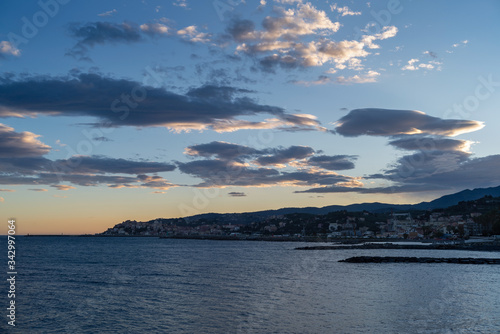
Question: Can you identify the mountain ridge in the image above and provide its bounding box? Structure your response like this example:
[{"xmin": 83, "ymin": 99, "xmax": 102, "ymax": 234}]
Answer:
[{"xmin": 180, "ymin": 185, "xmax": 500, "ymax": 222}]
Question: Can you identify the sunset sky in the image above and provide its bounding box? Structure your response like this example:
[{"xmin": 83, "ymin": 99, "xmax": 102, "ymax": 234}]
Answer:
[{"xmin": 1, "ymin": 0, "xmax": 499, "ymax": 234}]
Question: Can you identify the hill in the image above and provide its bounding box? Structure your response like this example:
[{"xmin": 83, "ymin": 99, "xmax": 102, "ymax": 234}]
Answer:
[{"xmin": 176, "ymin": 185, "xmax": 500, "ymax": 222}]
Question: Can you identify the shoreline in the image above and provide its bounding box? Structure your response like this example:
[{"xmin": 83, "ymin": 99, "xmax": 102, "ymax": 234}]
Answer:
[{"xmin": 296, "ymin": 242, "xmax": 500, "ymax": 252}]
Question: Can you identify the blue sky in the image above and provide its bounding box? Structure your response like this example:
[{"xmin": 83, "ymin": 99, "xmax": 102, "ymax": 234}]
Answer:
[{"xmin": 1, "ymin": 0, "xmax": 499, "ymax": 234}]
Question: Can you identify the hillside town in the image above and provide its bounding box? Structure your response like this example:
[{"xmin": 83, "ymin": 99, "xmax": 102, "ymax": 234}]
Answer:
[{"xmin": 100, "ymin": 196, "xmax": 500, "ymax": 240}]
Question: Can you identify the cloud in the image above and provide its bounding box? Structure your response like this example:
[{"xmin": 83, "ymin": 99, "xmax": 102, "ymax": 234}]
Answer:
[
  {"xmin": 136, "ymin": 174, "xmax": 176, "ymax": 190},
  {"xmin": 254, "ymin": 146, "xmax": 315, "ymax": 166},
  {"xmin": 51, "ymin": 156, "xmax": 176, "ymax": 175},
  {"xmin": 140, "ymin": 23, "xmax": 171, "ymax": 36},
  {"xmin": 29, "ymin": 188, "xmax": 48, "ymax": 192},
  {"xmin": 226, "ymin": 19, "xmax": 258, "ymax": 42},
  {"xmin": 330, "ymin": 3, "xmax": 361, "ymax": 16},
  {"xmin": 66, "ymin": 21, "xmax": 173, "ymax": 60},
  {"xmin": 227, "ymin": 2, "xmax": 397, "ymax": 73},
  {"xmin": 297, "ymin": 130, "xmax": 495, "ymax": 196},
  {"xmin": 0, "ymin": 124, "xmax": 51, "ymax": 158},
  {"xmin": 177, "ymin": 25, "xmax": 211, "ymax": 43},
  {"xmin": 0, "ymin": 41, "xmax": 21, "ymax": 57},
  {"xmin": 261, "ymin": 2, "xmax": 340, "ymax": 39},
  {"xmin": 0, "ymin": 197, "xmax": 3, "ymax": 202},
  {"xmin": 0, "ymin": 73, "xmax": 323, "ymax": 133},
  {"xmin": 306, "ymin": 155, "xmax": 357, "ymax": 171},
  {"xmin": 423, "ymin": 50, "xmax": 437, "ymax": 59},
  {"xmin": 67, "ymin": 21, "xmax": 143, "ymax": 60},
  {"xmin": 334, "ymin": 108, "xmax": 484, "ymax": 137},
  {"xmin": 360, "ymin": 26, "xmax": 398, "ymax": 49},
  {"xmin": 185, "ymin": 141, "xmax": 261, "ymax": 160},
  {"xmin": 92, "ymin": 136, "xmax": 112, "ymax": 142},
  {"xmin": 0, "ymin": 189, "xmax": 14, "ymax": 192},
  {"xmin": 51, "ymin": 185, "xmax": 76, "ymax": 191},
  {"xmin": 402, "ymin": 58, "xmax": 441, "ymax": 71},
  {"xmin": 452, "ymin": 40, "xmax": 468, "ymax": 48},
  {"xmin": 0, "ymin": 125, "xmax": 178, "ymax": 191},
  {"xmin": 295, "ymin": 184, "xmax": 443, "ymax": 194},
  {"xmin": 362, "ymin": 154, "xmax": 500, "ymax": 194},
  {"xmin": 178, "ymin": 158, "xmax": 355, "ymax": 188},
  {"xmin": 336, "ymin": 71, "xmax": 379, "ymax": 84},
  {"xmin": 97, "ymin": 9, "xmax": 117, "ymax": 17},
  {"xmin": 227, "ymin": 3, "xmax": 391, "ymax": 71},
  {"xmin": 297, "ymin": 153, "xmax": 500, "ymax": 194},
  {"xmin": 173, "ymin": 0, "xmax": 189, "ymax": 9},
  {"xmin": 291, "ymin": 75, "xmax": 331, "ymax": 86},
  {"xmin": 185, "ymin": 141, "xmax": 321, "ymax": 168},
  {"xmin": 228, "ymin": 191, "xmax": 246, "ymax": 197},
  {"xmin": 178, "ymin": 141, "xmax": 358, "ymax": 188},
  {"xmin": 388, "ymin": 135, "xmax": 472, "ymax": 153}
]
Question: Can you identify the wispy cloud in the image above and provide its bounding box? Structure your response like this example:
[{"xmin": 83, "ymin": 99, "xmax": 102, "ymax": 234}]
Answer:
[
  {"xmin": 330, "ymin": 3, "xmax": 361, "ymax": 16},
  {"xmin": 336, "ymin": 71, "xmax": 380, "ymax": 84},
  {"xmin": 402, "ymin": 58, "xmax": 442, "ymax": 71},
  {"xmin": 290, "ymin": 75, "xmax": 331, "ymax": 86},
  {"xmin": 51, "ymin": 185, "xmax": 76, "ymax": 191},
  {"xmin": 177, "ymin": 25, "xmax": 211, "ymax": 43},
  {"xmin": 0, "ymin": 41, "xmax": 21, "ymax": 57},
  {"xmin": 173, "ymin": 0, "xmax": 189, "ymax": 9},
  {"xmin": 228, "ymin": 191, "xmax": 246, "ymax": 197},
  {"xmin": 66, "ymin": 21, "xmax": 173, "ymax": 60},
  {"xmin": 97, "ymin": 9, "xmax": 117, "ymax": 17}
]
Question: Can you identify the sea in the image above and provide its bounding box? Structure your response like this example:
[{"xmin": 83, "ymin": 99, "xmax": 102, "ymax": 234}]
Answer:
[{"xmin": 3, "ymin": 236, "xmax": 500, "ymax": 333}]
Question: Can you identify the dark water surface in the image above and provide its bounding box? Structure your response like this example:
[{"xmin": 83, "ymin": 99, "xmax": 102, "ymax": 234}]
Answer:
[{"xmin": 4, "ymin": 236, "xmax": 500, "ymax": 333}]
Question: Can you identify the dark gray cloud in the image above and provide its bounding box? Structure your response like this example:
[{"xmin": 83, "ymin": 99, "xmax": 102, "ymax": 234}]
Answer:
[
  {"xmin": 255, "ymin": 146, "xmax": 314, "ymax": 166},
  {"xmin": 393, "ymin": 154, "xmax": 500, "ymax": 190},
  {"xmin": 0, "ymin": 157, "xmax": 51, "ymax": 174},
  {"xmin": 0, "ymin": 124, "xmax": 51, "ymax": 158},
  {"xmin": 298, "ymin": 153, "xmax": 500, "ymax": 195},
  {"xmin": 258, "ymin": 54, "xmax": 300, "ymax": 73},
  {"xmin": 177, "ymin": 158, "xmax": 353, "ymax": 187},
  {"xmin": 185, "ymin": 141, "xmax": 260, "ymax": 160},
  {"xmin": 178, "ymin": 141, "xmax": 356, "ymax": 188},
  {"xmin": 182, "ymin": 141, "xmax": 358, "ymax": 187},
  {"xmin": 92, "ymin": 136, "xmax": 112, "ymax": 142},
  {"xmin": 383, "ymin": 151, "xmax": 471, "ymax": 181},
  {"xmin": 0, "ymin": 73, "xmax": 321, "ymax": 132},
  {"xmin": 51, "ymin": 156, "xmax": 176, "ymax": 175},
  {"xmin": 295, "ymin": 184, "xmax": 446, "ymax": 194},
  {"xmin": 186, "ymin": 84, "xmax": 255, "ymax": 100},
  {"xmin": 388, "ymin": 135, "xmax": 471, "ymax": 152},
  {"xmin": 186, "ymin": 142, "xmax": 332, "ymax": 167},
  {"xmin": 334, "ymin": 108, "xmax": 484, "ymax": 137},
  {"xmin": 66, "ymin": 21, "xmax": 170, "ymax": 60},
  {"xmin": 225, "ymin": 19, "xmax": 256, "ymax": 42},
  {"xmin": 69, "ymin": 21, "xmax": 143, "ymax": 47},
  {"xmin": 228, "ymin": 191, "xmax": 246, "ymax": 197},
  {"xmin": 306, "ymin": 155, "xmax": 357, "ymax": 170},
  {"xmin": 0, "ymin": 125, "xmax": 177, "ymax": 190}
]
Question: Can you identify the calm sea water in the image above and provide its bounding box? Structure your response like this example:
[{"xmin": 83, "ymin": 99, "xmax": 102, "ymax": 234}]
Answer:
[{"xmin": 3, "ymin": 236, "xmax": 500, "ymax": 333}]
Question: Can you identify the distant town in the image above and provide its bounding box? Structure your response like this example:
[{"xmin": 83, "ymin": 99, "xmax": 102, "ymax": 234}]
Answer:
[{"xmin": 100, "ymin": 195, "xmax": 500, "ymax": 240}]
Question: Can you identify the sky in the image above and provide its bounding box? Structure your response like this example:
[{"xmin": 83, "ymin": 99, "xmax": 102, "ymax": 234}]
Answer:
[{"xmin": 0, "ymin": 0, "xmax": 499, "ymax": 234}]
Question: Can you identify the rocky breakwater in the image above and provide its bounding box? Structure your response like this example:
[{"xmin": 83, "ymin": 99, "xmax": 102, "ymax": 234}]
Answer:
[{"xmin": 339, "ymin": 256, "xmax": 500, "ymax": 264}]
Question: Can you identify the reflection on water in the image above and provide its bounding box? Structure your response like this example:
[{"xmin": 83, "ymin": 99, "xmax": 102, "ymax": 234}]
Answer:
[{"xmin": 10, "ymin": 237, "xmax": 500, "ymax": 333}]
